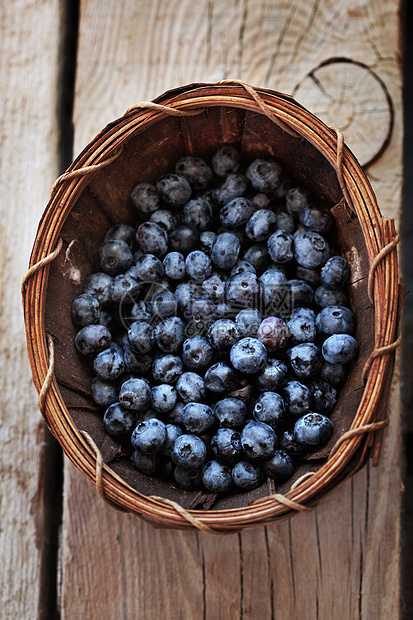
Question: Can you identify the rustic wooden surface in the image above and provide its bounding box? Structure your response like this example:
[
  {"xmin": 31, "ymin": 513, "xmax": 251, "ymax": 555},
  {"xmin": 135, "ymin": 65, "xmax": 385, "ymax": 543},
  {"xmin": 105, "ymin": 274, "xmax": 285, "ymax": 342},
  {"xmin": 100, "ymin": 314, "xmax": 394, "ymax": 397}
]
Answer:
[{"xmin": 0, "ymin": 0, "xmax": 403, "ymax": 618}]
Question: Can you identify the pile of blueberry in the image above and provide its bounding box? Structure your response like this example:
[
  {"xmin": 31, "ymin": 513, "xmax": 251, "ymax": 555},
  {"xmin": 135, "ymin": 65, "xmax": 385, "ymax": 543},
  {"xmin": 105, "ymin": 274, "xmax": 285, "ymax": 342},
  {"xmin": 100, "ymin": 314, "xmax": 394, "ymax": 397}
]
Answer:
[{"xmin": 72, "ymin": 146, "xmax": 358, "ymax": 495}]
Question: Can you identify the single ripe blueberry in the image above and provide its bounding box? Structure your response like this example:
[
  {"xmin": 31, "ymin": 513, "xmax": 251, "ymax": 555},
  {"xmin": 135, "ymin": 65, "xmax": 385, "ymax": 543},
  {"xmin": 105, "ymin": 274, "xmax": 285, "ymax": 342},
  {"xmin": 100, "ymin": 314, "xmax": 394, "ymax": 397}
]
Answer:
[
  {"xmin": 176, "ymin": 372, "xmax": 206, "ymax": 403},
  {"xmin": 91, "ymin": 377, "xmax": 119, "ymax": 408},
  {"xmin": 315, "ymin": 285, "xmax": 347, "ymax": 308},
  {"xmin": 128, "ymin": 321, "xmax": 155, "ymax": 354},
  {"xmin": 294, "ymin": 412, "xmax": 333, "ymax": 446},
  {"xmin": 299, "ymin": 203, "xmax": 333, "ymax": 233},
  {"xmin": 254, "ymin": 358, "xmax": 288, "ymax": 392},
  {"xmin": 257, "ymin": 317, "xmax": 290, "ymax": 352},
  {"xmin": 276, "ymin": 211, "xmax": 295, "ymax": 234},
  {"xmin": 98, "ymin": 239, "xmax": 133, "ymax": 276},
  {"xmin": 152, "ymin": 354, "xmax": 183, "ymax": 384},
  {"xmin": 175, "ymin": 156, "xmax": 213, "ymax": 189},
  {"xmin": 309, "ymin": 380, "xmax": 338, "ymax": 415},
  {"xmin": 131, "ymin": 450, "xmax": 158, "ymax": 475},
  {"xmin": 151, "ymin": 384, "xmax": 178, "ymax": 413},
  {"xmin": 245, "ymin": 209, "xmax": 277, "ymax": 242},
  {"xmin": 230, "ymin": 338, "xmax": 267, "ymax": 374},
  {"xmin": 72, "ymin": 294, "xmax": 100, "ymax": 327},
  {"xmin": 150, "ymin": 209, "xmax": 177, "ymax": 232},
  {"xmin": 293, "ymin": 230, "xmax": 330, "ymax": 269},
  {"xmin": 211, "ymin": 428, "xmax": 243, "ymax": 465},
  {"xmin": 182, "ymin": 336, "xmax": 215, "ymax": 371},
  {"xmin": 286, "ymin": 343, "xmax": 323, "ymax": 379},
  {"xmin": 320, "ymin": 256, "xmax": 350, "ymax": 289},
  {"xmin": 295, "ymin": 265, "xmax": 321, "ymax": 288},
  {"xmin": 290, "ymin": 307, "xmax": 316, "ymax": 322},
  {"xmin": 286, "ymin": 186, "xmax": 310, "ymax": 218},
  {"xmin": 212, "ymin": 145, "xmax": 241, "ymax": 177},
  {"xmin": 94, "ymin": 346, "xmax": 125, "ymax": 380},
  {"xmin": 214, "ymin": 172, "xmax": 248, "ymax": 206},
  {"xmin": 200, "ymin": 231, "xmax": 217, "ymax": 255},
  {"xmin": 166, "ymin": 400, "xmax": 185, "ymax": 426},
  {"xmin": 155, "ymin": 317, "xmax": 185, "ymax": 353},
  {"xmin": 211, "ymin": 232, "xmax": 241, "ymax": 271},
  {"xmin": 168, "ymin": 225, "xmax": 200, "ymax": 255},
  {"xmin": 260, "ymin": 268, "xmax": 288, "ymax": 311},
  {"xmin": 202, "ymin": 460, "xmax": 232, "ymax": 493},
  {"xmin": 103, "ymin": 403, "xmax": 136, "ymax": 437},
  {"xmin": 182, "ymin": 402, "xmax": 215, "ymax": 434},
  {"xmin": 186, "ymin": 297, "xmax": 217, "ymax": 333},
  {"xmin": 175, "ymin": 281, "xmax": 202, "ymax": 311},
  {"xmin": 130, "ymin": 182, "xmax": 160, "ymax": 215},
  {"xmin": 225, "ymin": 272, "xmax": 261, "ymax": 307},
  {"xmin": 183, "ymin": 197, "xmax": 213, "ymax": 231},
  {"xmin": 105, "ymin": 223, "xmax": 136, "ymax": 247},
  {"xmin": 119, "ymin": 378, "xmax": 152, "ymax": 412},
  {"xmin": 279, "ymin": 429, "xmax": 304, "ymax": 458},
  {"xmin": 220, "ymin": 197, "xmax": 253, "ymax": 229},
  {"xmin": 243, "ymin": 243, "xmax": 270, "ymax": 270},
  {"xmin": 320, "ymin": 362, "xmax": 347, "ymax": 385},
  {"xmin": 136, "ymin": 222, "xmax": 168, "ymax": 258},
  {"xmin": 171, "ymin": 434, "xmax": 207, "ymax": 469},
  {"xmin": 240, "ymin": 420, "xmax": 277, "ymax": 460},
  {"xmin": 75, "ymin": 324, "xmax": 112, "ymax": 356},
  {"xmin": 185, "ymin": 250, "xmax": 212, "ymax": 282},
  {"xmin": 135, "ymin": 254, "xmax": 165, "ymax": 282},
  {"xmin": 160, "ymin": 424, "xmax": 183, "ymax": 457},
  {"xmin": 287, "ymin": 279, "xmax": 314, "ymax": 309},
  {"xmin": 267, "ymin": 229, "xmax": 294, "ymax": 263},
  {"xmin": 232, "ymin": 461, "xmax": 263, "ymax": 490},
  {"xmin": 235, "ymin": 308, "xmax": 262, "ymax": 338},
  {"xmin": 282, "ymin": 381, "xmax": 311, "ymax": 417},
  {"xmin": 316, "ymin": 306, "xmax": 355, "ymax": 337},
  {"xmin": 322, "ymin": 334, "xmax": 358, "ymax": 364},
  {"xmin": 246, "ymin": 158, "xmax": 283, "ymax": 193},
  {"xmin": 131, "ymin": 418, "xmax": 167, "ymax": 454},
  {"xmin": 174, "ymin": 465, "xmax": 203, "ymax": 490},
  {"xmin": 123, "ymin": 346, "xmax": 153, "ymax": 374},
  {"xmin": 202, "ymin": 275, "xmax": 226, "ymax": 303},
  {"xmin": 163, "ymin": 252, "xmax": 186, "ymax": 280},
  {"xmin": 253, "ymin": 392, "xmax": 285, "ymax": 429},
  {"xmin": 287, "ymin": 314, "xmax": 317, "ymax": 345},
  {"xmin": 129, "ymin": 300, "xmax": 151, "ymax": 323},
  {"xmin": 230, "ymin": 260, "xmax": 256, "ymax": 277},
  {"xmin": 204, "ymin": 362, "xmax": 239, "ymax": 393},
  {"xmin": 83, "ymin": 272, "xmax": 113, "ymax": 305},
  {"xmin": 208, "ymin": 319, "xmax": 240, "ymax": 351},
  {"xmin": 263, "ymin": 450, "xmax": 295, "ymax": 481},
  {"xmin": 213, "ymin": 399, "xmax": 248, "ymax": 429},
  {"xmin": 156, "ymin": 172, "xmax": 192, "ymax": 207},
  {"xmin": 151, "ymin": 290, "xmax": 178, "ymax": 319}
]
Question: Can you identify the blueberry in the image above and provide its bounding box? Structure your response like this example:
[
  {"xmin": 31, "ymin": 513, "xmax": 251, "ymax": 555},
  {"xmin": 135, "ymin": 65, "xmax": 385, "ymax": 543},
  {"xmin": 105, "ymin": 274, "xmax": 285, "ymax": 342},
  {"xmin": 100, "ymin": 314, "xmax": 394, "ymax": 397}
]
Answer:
[
  {"xmin": 220, "ymin": 197, "xmax": 253, "ymax": 229},
  {"xmin": 185, "ymin": 250, "xmax": 212, "ymax": 282},
  {"xmin": 319, "ymin": 362, "xmax": 347, "ymax": 385},
  {"xmin": 299, "ymin": 203, "xmax": 333, "ymax": 233},
  {"xmin": 213, "ymin": 398, "xmax": 248, "ymax": 429},
  {"xmin": 263, "ymin": 450, "xmax": 295, "ymax": 481},
  {"xmin": 186, "ymin": 297, "xmax": 217, "ymax": 333},
  {"xmin": 235, "ymin": 308, "xmax": 262, "ymax": 338},
  {"xmin": 202, "ymin": 460, "xmax": 232, "ymax": 493},
  {"xmin": 230, "ymin": 337, "xmax": 267, "ymax": 374},
  {"xmin": 166, "ymin": 400, "xmax": 185, "ymax": 426},
  {"xmin": 260, "ymin": 268, "xmax": 288, "ymax": 311},
  {"xmin": 200, "ymin": 231, "xmax": 217, "ymax": 255},
  {"xmin": 287, "ymin": 314, "xmax": 317, "ymax": 344},
  {"xmin": 75, "ymin": 324, "xmax": 112, "ymax": 356},
  {"xmin": 282, "ymin": 381, "xmax": 311, "ymax": 417},
  {"xmin": 151, "ymin": 384, "xmax": 178, "ymax": 413},
  {"xmin": 149, "ymin": 209, "xmax": 177, "ymax": 232},
  {"xmin": 183, "ymin": 197, "xmax": 213, "ymax": 231},
  {"xmin": 215, "ymin": 301, "xmax": 234, "ymax": 319},
  {"xmin": 151, "ymin": 290, "xmax": 178, "ymax": 319},
  {"xmin": 156, "ymin": 172, "xmax": 192, "ymax": 206},
  {"xmin": 204, "ymin": 362, "xmax": 239, "ymax": 393},
  {"xmin": 267, "ymin": 229, "xmax": 294, "ymax": 263},
  {"xmin": 174, "ymin": 465, "xmax": 203, "ymax": 490},
  {"xmin": 158, "ymin": 424, "xmax": 183, "ymax": 457},
  {"xmin": 309, "ymin": 380, "xmax": 337, "ymax": 415},
  {"xmin": 175, "ymin": 156, "xmax": 214, "ymax": 190},
  {"xmin": 128, "ymin": 321, "xmax": 155, "ymax": 354},
  {"xmin": 257, "ymin": 317, "xmax": 290, "ymax": 352},
  {"xmin": 103, "ymin": 403, "xmax": 136, "ymax": 437},
  {"xmin": 91, "ymin": 377, "xmax": 119, "ymax": 408},
  {"xmin": 253, "ymin": 392, "xmax": 285, "ymax": 429},
  {"xmin": 225, "ymin": 272, "xmax": 261, "ymax": 307},
  {"xmin": 316, "ymin": 306, "xmax": 355, "ymax": 337},
  {"xmin": 278, "ymin": 429, "xmax": 304, "ymax": 458},
  {"xmin": 276, "ymin": 211, "xmax": 295, "ymax": 234},
  {"xmin": 119, "ymin": 378, "xmax": 152, "ymax": 412},
  {"xmin": 293, "ymin": 230, "xmax": 330, "ymax": 269},
  {"xmin": 130, "ymin": 182, "xmax": 160, "ymax": 215},
  {"xmin": 174, "ymin": 281, "xmax": 202, "ymax": 311},
  {"xmin": 211, "ymin": 232, "xmax": 241, "ymax": 270},
  {"xmin": 94, "ymin": 346, "xmax": 125, "ymax": 380},
  {"xmin": 131, "ymin": 450, "xmax": 158, "ymax": 475},
  {"xmin": 289, "ymin": 307, "xmax": 316, "ymax": 322},
  {"xmin": 286, "ymin": 343, "xmax": 323, "ymax": 379},
  {"xmin": 182, "ymin": 336, "xmax": 215, "ymax": 371},
  {"xmin": 202, "ymin": 275, "xmax": 226, "ymax": 303},
  {"xmin": 241, "ymin": 420, "xmax": 277, "ymax": 459},
  {"xmin": 212, "ymin": 145, "xmax": 241, "ymax": 177},
  {"xmin": 243, "ymin": 243, "xmax": 270, "ymax": 270},
  {"xmin": 246, "ymin": 158, "xmax": 283, "ymax": 193},
  {"xmin": 315, "ymin": 285, "xmax": 347, "ymax": 308},
  {"xmin": 155, "ymin": 317, "xmax": 185, "ymax": 352},
  {"xmin": 123, "ymin": 345, "xmax": 154, "ymax": 374},
  {"xmin": 152, "ymin": 354, "xmax": 183, "ymax": 384},
  {"xmin": 230, "ymin": 260, "xmax": 256, "ymax": 277},
  {"xmin": 176, "ymin": 372, "xmax": 206, "ymax": 403},
  {"xmin": 320, "ymin": 256, "xmax": 350, "ymax": 289},
  {"xmin": 171, "ymin": 434, "xmax": 207, "ymax": 469},
  {"xmin": 294, "ymin": 413, "xmax": 333, "ymax": 446},
  {"xmin": 255, "ymin": 358, "xmax": 288, "ymax": 391},
  {"xmin": 98, "ymin": 239, "xmax": 133, "ymax": 275},
  {"xmin": 109, "ymin": 273, "xmax": 141, "ymax": 304},
  {"xmin": 322, "ymin": 334, "xmax": 358, "ymax": 364},
  {"xmin": 83, "ymin": 272, "xmax": 113, "ymax": 305},
  {"xmin": 105, "ymin": 223, "xmax": 136, "ymax": 247},
  {"xmin": 135, "ymin": 254, "xmax": 165, "ymax": 282},
  {"xmin": 207, "ymin": 319, "xmax": 239, "ymax": 352},
  {"xmin": 251, "ymin": 193, "xmax": 271, "ymax": 210},
  {"xmin": 246, "ymin": 209, "xmax": 278, "ymax": 241},
  {"xmin": 168, "ymin": 225, "xmax": 200, "ymax": 255},
  {"xmin": 295, "ymin": 265, "xmax": 321, "ymax": 287},
  {"xmin": 214, "ymin": 172, "xmax": 248, "ymax": 206},
  {"xmin": 131, "ymin": 418, "xmax": 167, "ymax": 453},
  {"xmin": 182, "ymin": 402, "xmax": 215, "ymax": 434},
  {"xmin": 287, "ymin": 279, "xmax": 314, "ymax": 308},
  {"xmin": 163, "ymin": 252, "xmax": 186, "ymax": 280},
  {"xmin": 286, "ymin": 186, "xmax": 310, "ymax": 218},
  {"xmin": 232, "ymin": 461, "xmax": 263, "ymax": 490},
  {"xmin": 72, "ymin": 294, "xmax": 100, "ymax": 327},
  {"xmin": 136, "ymin": 222, "xmax": 168, "ymax": 258}
]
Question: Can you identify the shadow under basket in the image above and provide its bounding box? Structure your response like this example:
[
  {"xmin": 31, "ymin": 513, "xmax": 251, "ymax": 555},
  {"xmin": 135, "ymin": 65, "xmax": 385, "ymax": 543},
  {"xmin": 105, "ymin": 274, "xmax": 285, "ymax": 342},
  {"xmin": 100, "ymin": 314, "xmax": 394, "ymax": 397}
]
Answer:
[{"xmin": 23, "ymin": 82, "xmax": 401, "ymax": 533}]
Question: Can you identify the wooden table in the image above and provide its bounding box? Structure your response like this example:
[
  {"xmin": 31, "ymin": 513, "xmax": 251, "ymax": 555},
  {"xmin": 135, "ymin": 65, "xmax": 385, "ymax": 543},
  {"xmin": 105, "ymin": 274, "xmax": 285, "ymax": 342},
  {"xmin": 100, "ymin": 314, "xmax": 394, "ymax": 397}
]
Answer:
[{"xmin": 1, "ymin": 1, "xmax": 403, "ymax": 618}]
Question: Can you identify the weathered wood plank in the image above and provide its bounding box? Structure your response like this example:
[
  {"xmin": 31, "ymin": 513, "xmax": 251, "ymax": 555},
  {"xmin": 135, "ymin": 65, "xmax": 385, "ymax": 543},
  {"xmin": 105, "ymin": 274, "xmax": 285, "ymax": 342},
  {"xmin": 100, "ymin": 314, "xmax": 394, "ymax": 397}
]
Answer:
[
  {"xmin": 60, "ymin": 1, "xmax": 403, "ymax": 618},
  {"xmin": 0, "ymin": 1, "xmax": 63, "ymax": 618}
]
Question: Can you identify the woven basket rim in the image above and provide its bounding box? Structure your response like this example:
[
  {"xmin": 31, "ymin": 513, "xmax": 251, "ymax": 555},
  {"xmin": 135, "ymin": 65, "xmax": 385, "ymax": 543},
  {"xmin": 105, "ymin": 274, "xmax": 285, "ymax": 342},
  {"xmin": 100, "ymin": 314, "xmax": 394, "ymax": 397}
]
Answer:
[{"xmin": 22, "ymin": 82, "xmax": 400, "ymax": 532}]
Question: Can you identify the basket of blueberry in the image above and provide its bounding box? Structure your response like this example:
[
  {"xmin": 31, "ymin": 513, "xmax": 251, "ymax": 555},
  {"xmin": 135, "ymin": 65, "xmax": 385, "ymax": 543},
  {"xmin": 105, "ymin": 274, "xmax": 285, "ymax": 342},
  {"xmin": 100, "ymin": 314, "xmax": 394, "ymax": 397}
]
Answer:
[{"xmin": 23, "ymin": 82, "xmax": 401, "ymax": 531}]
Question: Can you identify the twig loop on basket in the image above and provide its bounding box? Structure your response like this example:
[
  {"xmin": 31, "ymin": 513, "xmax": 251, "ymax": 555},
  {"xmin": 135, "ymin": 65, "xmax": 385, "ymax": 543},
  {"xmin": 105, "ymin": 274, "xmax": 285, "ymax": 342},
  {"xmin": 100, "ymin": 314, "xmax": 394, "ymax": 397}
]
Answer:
[
  {"xmin": 362, "ymin": 332, "xmax": 402, "ymax": 384},
  {"xmin": 124, "ymin": 101, "xmax": 205, "ymax": 117},
  {"xmin": 21, "ymin": 237, "xmax": 64, "ymax": 297},
  {"xmin": 329, "ymin": 420, "xmax": 389, "ymax": 458},
  {"xmin": 368, "ymin": 233, "xmax": 400, "ymax": 304},
  {"xmin": 38, "ymin": 333, "xmax": 55, "ymax": 416}
]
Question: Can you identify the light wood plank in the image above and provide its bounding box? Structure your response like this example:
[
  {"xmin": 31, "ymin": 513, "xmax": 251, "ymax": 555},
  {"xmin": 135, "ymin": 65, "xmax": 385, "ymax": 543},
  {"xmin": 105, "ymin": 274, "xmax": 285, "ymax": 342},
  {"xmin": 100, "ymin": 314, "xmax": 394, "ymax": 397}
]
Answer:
[
  {"xmin": 0, "ymin": 1, "xmax": 63, "ymax": 618},
  {"xmin": 61, "ymin": 1, "xmax": 403, "ymax": 618}
]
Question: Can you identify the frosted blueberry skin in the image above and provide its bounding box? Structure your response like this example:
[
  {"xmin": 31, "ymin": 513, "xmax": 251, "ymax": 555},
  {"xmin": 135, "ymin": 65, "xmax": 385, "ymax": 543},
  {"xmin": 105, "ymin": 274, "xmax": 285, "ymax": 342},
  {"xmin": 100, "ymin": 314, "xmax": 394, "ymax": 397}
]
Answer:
[
  {"xmin": 295, "ymin": 265, "xmax": 321, "ymax": 288},
  {"xmin": 294, "ymin": 413, "xmax": 333, "ymax": 446},
  {"xmin": 109, "ymin": 273, "xmax": 141, "ymax": 305},
  {"xmin": 204, "ymin": 362, "xmax": 239, "ymax": 394},
  {"xmin": 211, "ymin": 232, "xmax": 241, "ymax": 270},
  {"xmin": 185, "ymin": 250, "xmax": 212, "ymax": 283},
  {"xmin": 282, "ymin": 381, "xmax": 311, "ymax": 417},
  {"xmin": 263, "ymin": 450, "xmax": 295, "ymax": 481},
  {"xmin": 232, "ymin": 461, "xmax": 263, "ymax": 490},
  {"xmin": 245, "ymin": 209, "xmax": 278, "ymax": 242},
  {"xmin": 285, "ymin": 186, "xmax": 310, "ymax": 218},
  {"xmin": 91, "ymin": 377, "xmax": 119, "ymax": 408},
  {"xmin": 253, "ymin": 392, "xmax": 286, "ymax": 429},
  {"xmin": 287, "ymin": 314, "xmax": 317, "ymax": 345},
  {"xmin": 151, "ymin": 384, "xmax": 178, "ymax": 413},
  {"xmin": 156, "ymin": 172, "xmax": 192, "ymax": 207},
  {"xmin": 131, "ymin": 451, "xmax": 158, "ymax": 475},
  {"xmin": 320, "ymin": 256, "xmax": 350, "ymax": 289},
  {"xmin": 309, "ymin": 380, "xmax": 338, "ymax": 415},
  {"xmin": 243, "ymin": 243, "xmax": 270, "ymax": 270},
  {"xmin": 289, "ymin": 306, "xmax": 316, "ymax": 322},
  {"xmin": 84, "ymin": 272, "xmax": 113, "ymax": 305},
  {"xmin": 135, "ymin": 254, "xmax": 165, "ymax": 282},
  {"xmin": 235, "ymin": 308, "xmax": 262, "ymax": 339},
  {"xmin": 151, "ymin": 290, "xmax": 178, "ymax": 320},
  {"xmin": 278, "ymin": 429, "xmax": 304, "ymax": 458},
  {"xmin": 240, "ymin": 420, "xmax": 277, "ymax": 460},
  {"xmin": 230, "ymin": 260, "xmax": 256, "ymax": 277},
  {"xmin": 175, "ymin": 156, "xmax": 214, "ymax": 190},
  {"xmin": 94, "ymin": 346, "xmax": 125, "ymax": 381},
  {"xmin": 200, "ymin": 231, "xmax": 217, "ymax": 255},
  {"xmin": 75, "ymin": 324, "xmax": 112, "ymax": 356},
  {"xmin": 129, "ymin": 300, "xmax": 151, "ymax": 323},
  {"xmin": 72, "ymin": 294, "xmax": 100, "ymax": 327},
  {"xmin": 214, "ymin": 172, "xmax": 248, "ymax": 206},
  {"xmin": 166, "ymin": 401, "xmax": 185, "ymax": 426},
  {"xmin": 293, "ymin": 230, "xmax": 330, "ymax": 269},
  {"xmin": 136, "ymin": 222, "xmax": 168, "ymax": 258},
  {"xmin": 257, "ymin": 317, "xmax": 290, "ymax": 352},
  {"xmin": 225, "ymin": 272, "xmax": 261, "ymax": 307},
  {"xmin": 176, "ymin": 372, "xmax": 206, "ymax": 403},
  {"xmin": 298, "ymin": 203, "xmax": 333, "ymax": 233},
  {"xmin": 119, "ymin": 378, "xmax": 152, "ymax": 412},
  {"xmin": 260, "ymin": 268, "xmax": 288, "ymax": 311},
  {"xmin": 128, "ymin": 321, "xmax": 155, "ymax": 354},
  {"xmin": 98, "ymin": 239, "xmax": 133, "ymax": 276},
  {"xmin": 286, "ymin": 343, "xmax": 323, "ymax": 379},
  {"xmin": 103, "ymin": 403, "xmax": 137, "ymax": 438},
  {"xmin": 175, "ymin": 281, "xmax": 202, "ymax": 311},
  {"xmin": 168, "ymin": 225, "xmax": 200, "ymax": 255},
  {"xmin": 212, "ymin": 145, "xmax": 241, "ymax": 177},
  {"xmin": 186, "ymin": 297, "xmax": 217, "ymax": 332},
  {"xmin": 254, "ymin": 358, "xmax": 288, "ymax": 392},
  {"xmin": 316, "ymin": 306, "xmax": 355, "ymax": 337},
  {"xmin": 230, "ymin": 338, "xmax": 267, "ymax": 374},
  {"xmin": 202, "ymin": 460, "xmax": 232, "ymax": 493},
  {"xmin": 123, "ymin": 346, "xmax": 153, "ymax": 374},
  {"xmin": 202, "ymin": 275, "xmax": 226, "ymax": 303},
  {"xmin": 213, "ymin": 399, "xmax": 248, "ymax": 429},
  {"xmin": 322, "ymin": 334, "xmax": 358, "ymax": 364},
  {"xmin": 163, "ymin": 251, "xmax": 186, "ymax": 280},
  {"xmin": 182, "ymin": 336, "xmax": 215, "ymax": 371},
  {"xmin": 155, "ymin": 317, "xmax": 185, "ymax": 353},
  {"xmin": 276, "ymin": 211, "xmax": 295, "ymax": 234},
  {"xmin": 182, "ymin": 403, "xmax": 215, "ymax": 434},
  {"xmin": 149, "ymin": 209, "xmax": 177, "ymax": 232},
  {"xmin": 267, "ymin": 229, "xmax": 294, "ymax": 263},
  {"xmin": 160, "ymin": 424, "xmax": 183, "ymax": 457},
  {"xmin": 246, "ymin": 158, "xmax": 283, "ymax": 193},
  {"xmin": 320, "ymin": 362, "xmax": 347, "ymax": 385},
  {"xmin": 171, "ymin": 434, "xmax": 207, "ymax": 469},
  {"xmin": 211, "ymin": 428, "xmax": 242, "ymax": 465},
  {"xmin": 287, "ymin": 279, "xmax": 314, "ymax": 309},
  {"xmin": 220, "ymin": 197, "xmax": 253, "ymax": 229},
  {"xmin": 130, "ymin": 182, "xmax": 160, "ymax": 215},
  {"xmin": 183, "ymin": 197, "xmax": 213, "ymax": 232},
  {"xmin": 131, "ymin": 418, "xmax": 167, "ymax": 454},
  {"xmin": 105, "ymin": 223, "xmax": 136, "ymax": 248},
  {"xmin": 174, "ymin": 465, "xmax": 203, "ymax": 491},
  {"xmin": 152, "ymin": 354, "xmax": 183, "ymax": 384},
  {"xmin": 315, "ymin": 285, "xmax": 347, "ymax": 308}
]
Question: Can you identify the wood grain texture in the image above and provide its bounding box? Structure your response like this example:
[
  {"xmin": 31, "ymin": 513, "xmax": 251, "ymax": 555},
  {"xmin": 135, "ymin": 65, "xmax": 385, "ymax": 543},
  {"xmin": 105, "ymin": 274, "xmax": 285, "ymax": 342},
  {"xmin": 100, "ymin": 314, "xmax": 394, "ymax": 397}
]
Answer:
[
  {"xmin": 60, "ymin": 1, "xmax": 403, "ymax": 618},
  {"xmin": 0, "ymin": 1, "xmax": 62, "ymax": 618}
]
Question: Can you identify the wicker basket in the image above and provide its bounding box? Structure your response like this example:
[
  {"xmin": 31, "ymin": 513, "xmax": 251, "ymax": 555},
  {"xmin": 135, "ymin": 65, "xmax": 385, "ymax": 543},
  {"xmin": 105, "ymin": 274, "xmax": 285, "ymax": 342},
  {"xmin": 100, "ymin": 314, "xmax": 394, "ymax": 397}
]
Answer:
[{"xmin": 22, "ymin": 81, "xmax": 401, "ymax": 533}]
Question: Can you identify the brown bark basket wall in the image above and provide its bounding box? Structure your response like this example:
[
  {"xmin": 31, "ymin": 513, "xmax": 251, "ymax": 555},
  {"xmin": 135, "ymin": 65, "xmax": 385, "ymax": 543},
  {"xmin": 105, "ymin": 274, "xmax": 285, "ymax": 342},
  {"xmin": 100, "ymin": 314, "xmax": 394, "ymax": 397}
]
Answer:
[{"xmin": 22, "ymin": 82, "xmax": 401, "ymax": 533}]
